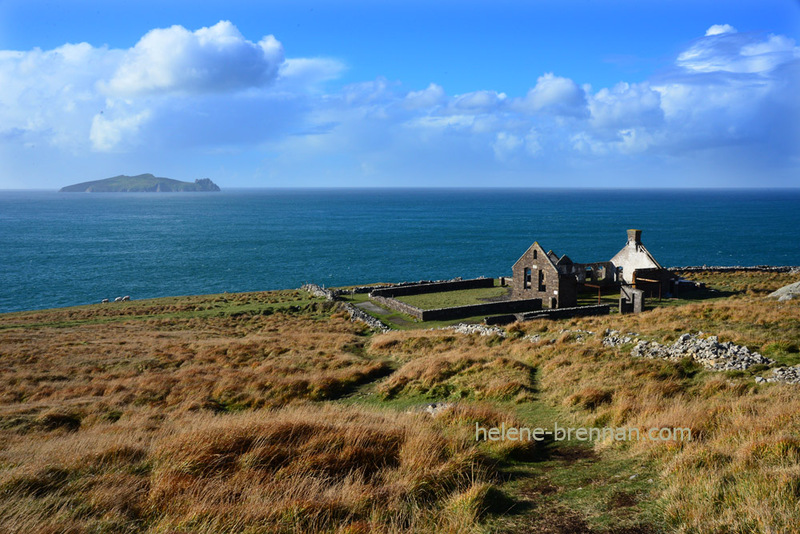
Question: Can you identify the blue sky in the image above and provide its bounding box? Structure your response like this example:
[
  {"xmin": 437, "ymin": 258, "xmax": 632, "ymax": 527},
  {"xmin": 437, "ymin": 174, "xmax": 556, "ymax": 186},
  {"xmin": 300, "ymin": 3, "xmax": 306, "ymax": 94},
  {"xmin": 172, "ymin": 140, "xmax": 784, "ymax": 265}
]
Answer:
[{"xmin": 0, "ymin": 0, "xmax": 798, "ymax": 188}]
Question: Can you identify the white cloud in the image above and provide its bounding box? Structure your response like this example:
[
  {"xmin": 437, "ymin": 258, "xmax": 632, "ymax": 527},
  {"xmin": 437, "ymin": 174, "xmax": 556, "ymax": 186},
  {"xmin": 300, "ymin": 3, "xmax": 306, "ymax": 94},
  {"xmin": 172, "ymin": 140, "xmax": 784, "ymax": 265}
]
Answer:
[
  {"xmin": 90, "ymin": 108, "xmax": 151, "ymax": 151},
  {"xmin": 104, "ymin": 21, "xmax": 284, "ymax": 96},
  {"xmin": 452, "ymin": 90, "xmax": 506, "ymax": 111},
  {"xmin": 677, "ymin": 28, "xmax": 798, "ymax": 74},
  {"xmin": 589, "ymin": 82, "xmax": 663, "ymax": 131},
  {"xmin": 492, "ymin": 131, "xmax": 523, "ymax": 161},
  {"xmin": 0, "ymin": 21, "xmax": 797, "ymax": 187},
  {"xmin": 513, "ymin": 73, "xmax": 588, "ymax": 116},
  {"xmin": 404, "ymin": 83, "xmax": 445, "ymax": 109},
  {"xmin": 706, "ymin": 24, "xmax": 736, "ymax": 37},
  {"xmin": 0, "ymin": 21, "xmax": 346, "ymax": 154},
  {"xmin": 278, "ymin": 57, "xmax": 345, "ymax": 90}
]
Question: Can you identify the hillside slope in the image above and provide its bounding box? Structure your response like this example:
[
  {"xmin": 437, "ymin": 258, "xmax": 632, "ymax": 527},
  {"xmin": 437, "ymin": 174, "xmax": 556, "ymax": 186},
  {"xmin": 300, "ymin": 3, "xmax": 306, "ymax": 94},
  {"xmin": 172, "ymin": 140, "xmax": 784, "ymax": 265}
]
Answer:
[{"xmin": 0, "ymin": 271, "xmax": 798, "ymax": 533}]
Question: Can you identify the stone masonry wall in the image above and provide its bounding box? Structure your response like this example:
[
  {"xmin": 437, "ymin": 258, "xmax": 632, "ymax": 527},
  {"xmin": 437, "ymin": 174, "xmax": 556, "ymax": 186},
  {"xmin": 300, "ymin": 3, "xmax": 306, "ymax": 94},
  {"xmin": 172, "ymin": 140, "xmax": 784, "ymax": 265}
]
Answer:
[
  {"xmin": 370, "ymin": 278, "xmax": 494, "ymax": 298},
  {"xmin": 371, "ymin": 294, "xmax": 542, "ymax": 322},
  {"xmin": 370, "ymin": 295, "xmax": 425, "ymax": 320}
]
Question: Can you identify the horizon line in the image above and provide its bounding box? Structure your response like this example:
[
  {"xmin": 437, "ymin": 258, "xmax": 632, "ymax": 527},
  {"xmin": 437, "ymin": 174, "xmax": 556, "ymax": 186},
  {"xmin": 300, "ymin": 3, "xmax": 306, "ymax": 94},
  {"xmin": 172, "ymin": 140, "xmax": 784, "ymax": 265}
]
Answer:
[{"xmin": 3, "ymin": 185, "xmax": 800, "ymax": 192}]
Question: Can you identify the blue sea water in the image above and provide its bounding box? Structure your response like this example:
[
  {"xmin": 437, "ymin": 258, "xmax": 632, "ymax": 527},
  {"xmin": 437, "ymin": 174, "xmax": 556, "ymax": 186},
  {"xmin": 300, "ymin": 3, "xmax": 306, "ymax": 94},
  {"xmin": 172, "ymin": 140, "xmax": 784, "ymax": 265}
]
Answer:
[{"xmin": 1, "ymin": 188, "xmax": 798, "ymax": 314}]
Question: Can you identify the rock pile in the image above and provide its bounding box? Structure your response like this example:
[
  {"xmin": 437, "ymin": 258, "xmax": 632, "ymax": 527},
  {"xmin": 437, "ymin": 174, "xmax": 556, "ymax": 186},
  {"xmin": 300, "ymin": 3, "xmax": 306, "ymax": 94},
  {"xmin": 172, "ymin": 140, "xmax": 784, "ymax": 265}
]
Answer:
[
  {"xmin": 631, "ymin": 334, "xmax": 773, "ymax": 371},
  {"xmin": 756, "ymin": 366, "xmax": 800, "ymax": 384},
  {"xmin": 442, "ymin": 323, "xmax": 507, "ymax": 337},
  {"xmin": 301, "ymin": 283, "xmax": 337, "ymax": 300},
  {"xmin": 602, "ymin": 329, "xmax": 638, "ymax": 347}
]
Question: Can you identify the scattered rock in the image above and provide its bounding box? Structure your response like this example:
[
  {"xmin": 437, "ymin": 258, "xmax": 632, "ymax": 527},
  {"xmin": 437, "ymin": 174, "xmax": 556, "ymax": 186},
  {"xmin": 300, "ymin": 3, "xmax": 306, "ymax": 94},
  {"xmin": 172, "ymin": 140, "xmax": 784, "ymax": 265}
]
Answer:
[
  {"xmin": 757, "ymin": 366, "xmax": 800, "ymax": 384},
  {"xmin": 407, "ymin": 402, "xmax": 454, "ymax": 416},
  {"xmin": 441, "ymin": 323, "xmax": 507, "ymax": 337},
  {"xmin": 631, "ymin": 333, "xmax": 773, "ymax": 371}
]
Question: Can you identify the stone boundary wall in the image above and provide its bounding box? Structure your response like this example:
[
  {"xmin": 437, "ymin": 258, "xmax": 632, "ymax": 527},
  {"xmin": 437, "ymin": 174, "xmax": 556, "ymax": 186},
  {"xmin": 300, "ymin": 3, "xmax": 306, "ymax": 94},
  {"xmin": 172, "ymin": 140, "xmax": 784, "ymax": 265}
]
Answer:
[
  {"xmin": 340, "ymin": 278, "xmax": 466, "ymax": 295},
  {"xmin": 422, "ymin": 298, "xmax": 542, "ymax": 321},
  {"xmin": 370, "ymin": 295, "xmax": 425, "ymax": 320},
  {"xmin": 671, "ymin": 266, "xmax": 800, "ymax": 273},
  {"xmin": 372, "ymin": 294, "xmax": 542, "ymax": 322},
  {"xmin": 301, "ymin": 284, "xmax": 390, "ymax": 332},
  {"xmin": 521, "ymin": 304, "xmax": 611, "ymax": 321},
  {"xmin": 370, "ymin": 277, "xmax": 494, "ymax": 298},
  {"xmin": 521, "ymin": 304, "xmax": 610, "ymax": 321},
  {"xmin": 342, "ymin": 303, "xmax": 391, "ymax": 333},
  {"xmin": 486, "ymin": 304, "xmax": 611, "ymax": 325}
]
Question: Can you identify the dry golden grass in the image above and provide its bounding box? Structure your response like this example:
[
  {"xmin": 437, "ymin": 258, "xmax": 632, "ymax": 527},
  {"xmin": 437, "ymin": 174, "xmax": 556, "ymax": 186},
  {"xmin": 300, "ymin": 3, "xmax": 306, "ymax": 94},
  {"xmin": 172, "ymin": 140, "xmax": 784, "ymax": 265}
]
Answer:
[
  {"xmin": 494, "ymin": 272, "xmax": 800, "ymax": 532},
  {"xmin": 0, "ymin": 403, "xmax": 519, "ymax": 533},
  {"xmin": 370, "ymin": 331, "xmax": 534, "ymax": 402},
  {"xmin": 3, "ymin": 273, "xmax": 800, "ymax": 533},
  {"xmin": 0, "ymin": 305, "xmax": 389, "ymax": 428},
  {"xmin": 0, "ymin": 292, "xmax": 527, "ymax": 533}
]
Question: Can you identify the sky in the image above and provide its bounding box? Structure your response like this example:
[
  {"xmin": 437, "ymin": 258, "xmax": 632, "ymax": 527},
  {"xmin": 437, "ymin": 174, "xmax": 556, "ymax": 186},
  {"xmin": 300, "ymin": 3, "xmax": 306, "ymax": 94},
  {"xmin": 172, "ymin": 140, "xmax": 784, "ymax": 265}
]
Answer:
[{"xmin": 0, "ymin": 0, "xmax": 798, "ymax": 189}]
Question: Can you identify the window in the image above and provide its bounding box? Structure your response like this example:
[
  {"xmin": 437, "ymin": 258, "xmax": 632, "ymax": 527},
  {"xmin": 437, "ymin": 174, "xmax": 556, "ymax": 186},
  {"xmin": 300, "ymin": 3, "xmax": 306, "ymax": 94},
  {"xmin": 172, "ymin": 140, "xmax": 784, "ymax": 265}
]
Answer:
[
  {"xmin": 596, "ymin": 266, "xmax": 606, "ymax": 279},
  {"xmin": 524, "ymin": 268, "xmax": 532, "ymax": 289},
  {"xmin": 538, "ymin": 270, "xmax": 546, "ymax": 291},
  {"xmin": 533, "ymin": 250, "xmax": 538, "ymax": 259},
  {"xmin": 585, "ymin": 266, "xmax": 593, "ymax": 282}
]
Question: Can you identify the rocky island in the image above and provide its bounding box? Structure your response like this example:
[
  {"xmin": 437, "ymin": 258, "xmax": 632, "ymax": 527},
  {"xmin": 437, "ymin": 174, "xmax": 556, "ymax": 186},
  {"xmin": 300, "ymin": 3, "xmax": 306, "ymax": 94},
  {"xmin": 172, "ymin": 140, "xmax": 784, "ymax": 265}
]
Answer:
[{"xmin": 59, "ymin": 174, "xmax": 220, "ymax": 192}]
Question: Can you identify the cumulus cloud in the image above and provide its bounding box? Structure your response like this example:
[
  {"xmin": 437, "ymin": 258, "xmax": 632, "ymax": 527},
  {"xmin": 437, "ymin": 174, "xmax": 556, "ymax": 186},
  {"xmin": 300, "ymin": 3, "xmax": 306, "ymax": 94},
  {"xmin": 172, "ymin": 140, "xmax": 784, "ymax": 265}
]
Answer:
[
  {"xmin": 90, "ymin": 109, "xmax": 151, "ymax": 151},
  {"xmin": 452, "ymin": 90, "xmax": 506, "ymax": 111},
  {"xmin": 589, "ymin": 82, "xmax": 663, "ymax": 131},
  {"xmin": 105, "ymin": 21, "xmax": 284, "ymax": 96},
  {"xmin": 0, "ymin": 21, "xmax": 797, "ymax": 186},
  {"xmin": 0, "ymin": 21, "xmax": 348, "ymax": 154},
  {"xmin": 404, "ymin": 83, "xmax": 445, "ymax": 109},
  {"xmin": 278, "ymin": 57, "xmax": 345, "ymax": 91},
  {"xmin": 513, "ymin": 73, "xmax": 588, "ymax": 116}
]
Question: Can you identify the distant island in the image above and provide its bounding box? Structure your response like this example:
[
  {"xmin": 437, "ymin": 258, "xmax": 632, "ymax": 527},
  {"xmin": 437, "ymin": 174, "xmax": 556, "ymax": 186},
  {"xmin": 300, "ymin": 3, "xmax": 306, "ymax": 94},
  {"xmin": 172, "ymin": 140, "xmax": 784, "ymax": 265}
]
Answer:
[{"xmin": 59, "ymin": 174, "xmax": 221, "ymax": 192}]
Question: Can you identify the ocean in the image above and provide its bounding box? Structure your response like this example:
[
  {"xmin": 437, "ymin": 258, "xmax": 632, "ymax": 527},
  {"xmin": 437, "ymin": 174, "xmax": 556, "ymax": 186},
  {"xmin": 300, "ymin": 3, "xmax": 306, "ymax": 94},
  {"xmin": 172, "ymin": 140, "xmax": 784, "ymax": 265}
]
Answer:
[{"xmin": 1, "ymin": 188, "xmax": 798, "ymax": 314}]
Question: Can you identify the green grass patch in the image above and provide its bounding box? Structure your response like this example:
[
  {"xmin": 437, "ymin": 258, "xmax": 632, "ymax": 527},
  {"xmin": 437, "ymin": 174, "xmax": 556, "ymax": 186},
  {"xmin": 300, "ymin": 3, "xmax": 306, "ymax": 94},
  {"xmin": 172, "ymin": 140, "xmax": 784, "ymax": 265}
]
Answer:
[{"xmin": 394, "ymin": 285, "xmax": 511, "ymax": 310}]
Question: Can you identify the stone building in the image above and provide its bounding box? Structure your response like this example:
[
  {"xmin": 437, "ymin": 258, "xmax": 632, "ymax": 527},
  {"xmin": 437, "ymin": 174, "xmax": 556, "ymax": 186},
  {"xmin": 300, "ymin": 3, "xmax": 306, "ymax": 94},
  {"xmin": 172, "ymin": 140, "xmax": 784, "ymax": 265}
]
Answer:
[
  {"xmin": 511, "ymin": 242, "xmax": 578, "ymax": 308},
  {"xmin": 512, "ymin": 229, "xmax": 673, "ymax": 309},
  {"xmin": 610, "ymin": 229, "xmax": 674, "ymax": 298}
]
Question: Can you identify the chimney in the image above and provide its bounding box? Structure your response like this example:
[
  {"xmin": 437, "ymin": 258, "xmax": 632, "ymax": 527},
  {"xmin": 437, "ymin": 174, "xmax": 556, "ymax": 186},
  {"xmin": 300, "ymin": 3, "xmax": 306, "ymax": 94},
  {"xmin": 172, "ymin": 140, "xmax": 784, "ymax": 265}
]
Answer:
[{"xmin": 627, "ymin": 229, "xmax": 642, "ymax": 246}]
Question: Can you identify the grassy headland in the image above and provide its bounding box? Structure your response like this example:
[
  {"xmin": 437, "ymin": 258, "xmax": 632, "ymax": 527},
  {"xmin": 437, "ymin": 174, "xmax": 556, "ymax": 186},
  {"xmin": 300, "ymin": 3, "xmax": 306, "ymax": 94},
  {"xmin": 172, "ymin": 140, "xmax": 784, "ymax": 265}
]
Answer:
[{"xmin": 0, "ymin": 271, "xmax": 798, "ymax": 533}]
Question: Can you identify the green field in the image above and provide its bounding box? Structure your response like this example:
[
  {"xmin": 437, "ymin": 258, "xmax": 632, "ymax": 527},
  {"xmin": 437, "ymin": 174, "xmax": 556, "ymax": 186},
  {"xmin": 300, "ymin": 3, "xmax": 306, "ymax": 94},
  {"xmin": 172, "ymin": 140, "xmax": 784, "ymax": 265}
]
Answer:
[{"xmin": 394, "ymin": 283, "xmax": 511, "ymax": 310}]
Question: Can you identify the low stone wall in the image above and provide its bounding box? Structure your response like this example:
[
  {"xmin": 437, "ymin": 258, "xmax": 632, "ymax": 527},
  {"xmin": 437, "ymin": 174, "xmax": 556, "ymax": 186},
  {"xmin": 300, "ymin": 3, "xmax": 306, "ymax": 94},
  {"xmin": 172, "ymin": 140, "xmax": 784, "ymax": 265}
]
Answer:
[
  {"xmin": 371, "ymin": 294, "xmax": 542, "ymax": 322},
  {"xmin": 485, "ymin": 304, "xmax": 612, "ymax": 325},
  {"xmin": 301, "ymin": 283, "xmax": 390, "ymax": 332},
  {"xmin": 343, "ymin": 303, "xmax": 391, "ymax": 332},
  {"xmin": 525, "ymin": 304, "xmax": 610, "ymax": 320},
  {"xmin": 518, "ymin": 304, "xmax": 611, "ymax": 321},
  {"xmin": 370, "ymin": 295, "xmax": 425, "ymax": 320},
  {"xmin": 421, "ymin": 298, "xmax": 542, "ymax": 321},
  {"xmin": 370, "ymin": 277, "xmax": 494, "ymax": 298}
]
